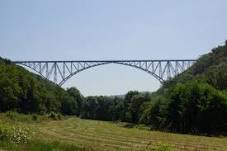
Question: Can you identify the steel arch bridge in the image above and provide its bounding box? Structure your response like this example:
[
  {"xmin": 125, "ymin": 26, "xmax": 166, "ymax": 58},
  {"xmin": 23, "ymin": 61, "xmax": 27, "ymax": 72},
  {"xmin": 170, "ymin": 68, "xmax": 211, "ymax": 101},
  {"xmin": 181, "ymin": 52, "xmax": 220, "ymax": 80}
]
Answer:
[{"xmin": 13, "ymin": 60, "xmax": 196, "ymax": 86}]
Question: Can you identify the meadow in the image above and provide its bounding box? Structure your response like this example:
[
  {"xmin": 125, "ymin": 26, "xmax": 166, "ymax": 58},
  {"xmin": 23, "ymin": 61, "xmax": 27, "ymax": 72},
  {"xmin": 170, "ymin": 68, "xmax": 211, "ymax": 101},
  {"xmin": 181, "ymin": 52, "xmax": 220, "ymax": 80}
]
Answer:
[{"xmin": 0, "ymin": 113, "xmax": 227, "ymax": 151}]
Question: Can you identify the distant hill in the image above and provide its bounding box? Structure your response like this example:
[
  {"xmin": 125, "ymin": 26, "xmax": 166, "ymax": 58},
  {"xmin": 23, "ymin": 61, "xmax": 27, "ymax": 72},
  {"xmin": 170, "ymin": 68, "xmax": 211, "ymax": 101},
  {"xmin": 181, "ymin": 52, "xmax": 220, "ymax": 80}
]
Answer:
[
  {"xmin": 142, "ymin": 41, "xmax": 227, "ymax": 134},
  {"xmin": 161, "ymin": 41, "xmax": 227, "ymax": 93}
]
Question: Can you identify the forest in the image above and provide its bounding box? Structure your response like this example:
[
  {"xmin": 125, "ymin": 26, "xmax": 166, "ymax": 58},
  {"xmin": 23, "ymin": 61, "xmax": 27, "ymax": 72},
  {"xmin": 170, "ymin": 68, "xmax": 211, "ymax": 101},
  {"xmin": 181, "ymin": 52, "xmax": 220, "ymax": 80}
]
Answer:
[{"xmin": 0, "ymin": 41, "xmax": 227, "ymax": 135}]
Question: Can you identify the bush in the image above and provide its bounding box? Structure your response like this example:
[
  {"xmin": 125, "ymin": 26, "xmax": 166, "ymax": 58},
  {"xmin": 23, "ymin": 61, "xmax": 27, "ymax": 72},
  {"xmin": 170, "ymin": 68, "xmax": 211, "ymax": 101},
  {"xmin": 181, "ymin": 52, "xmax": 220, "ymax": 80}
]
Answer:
[
  {"xmin": 32, "ymin": 115, "xmax": 38, "ymax": 121},
  {"xmin": 6, "ymin": 111, "xmax": 18, "ymax": 120},
  {"xmin": 48, "ymin": 112, "xmax": 62, "ymax": 120},
  {"xmin": 57, "ymin": 113, "xmax": 62, "ymax": 120}
]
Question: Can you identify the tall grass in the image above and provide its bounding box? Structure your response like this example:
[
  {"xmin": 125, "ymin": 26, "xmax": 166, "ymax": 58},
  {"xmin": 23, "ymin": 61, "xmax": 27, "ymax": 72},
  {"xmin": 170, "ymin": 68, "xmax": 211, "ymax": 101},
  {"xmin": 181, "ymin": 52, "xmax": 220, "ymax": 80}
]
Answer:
[
  {"xmin": 5, "ymin": 111, "xmax": 43, "ymax": 123},
  {"xmin": 17, "ymin": 140, "xmax": 93, "ymax": 151}
]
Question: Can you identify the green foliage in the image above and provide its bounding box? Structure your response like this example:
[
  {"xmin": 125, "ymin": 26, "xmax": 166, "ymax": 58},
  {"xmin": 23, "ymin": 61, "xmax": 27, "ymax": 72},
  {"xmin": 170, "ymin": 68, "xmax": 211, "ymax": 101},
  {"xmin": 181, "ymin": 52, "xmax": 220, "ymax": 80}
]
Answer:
[
  {"xmin": 165, "ymin": 81, "xmax": 227, "ymax": 133},
  {"xmin": 79, "ymin": 92, "xmax": 151, "ymax": 123},
  {"xmin": 139, "ymin": 42, "xmax": 227, "ymax": 134},
  {"xmin": 32, "ymin": 114, "xmax": 38, "ymax": 121},
  {"xmin": 122, "ymin": 91, "xmax": 150, "ymax": 123},
  {"xmin": 0, "ymin": 124, "xmax": 31, "ymax": 144},
  {"xmin": 66, "ymin": 87, "xmax": 84, "ymax": 115},
  {"xmin": 0, "ymin": 57, "xmax": 84, "ymax": 115},
  {"xmin": 139, "ymin": 96, "xmax": 168, "ymax": 129},
  {"xmin": 6, "ymin": 111, "xmax": 19, "ymax": 120},
  {"xmin": 48, "ymin": 112, "xmax": 62, "ymax": 120},
  {"xmin": 0, "ymin": 138, "xmax": 91, "ymax": 151},
  {"xmin": 5, "ymin": 111, "xmax": 43, "ymax": 123},
  {"xmin": 25, "ymin": 140, "xmax": 89, "ymax": 151},
  {"xmin": 206, "ymin": 66, "xmax": 227, "ymax": 90},
  {"xmin": 0, "ymin": 125, "xmax": 8, "ymax": 141}
]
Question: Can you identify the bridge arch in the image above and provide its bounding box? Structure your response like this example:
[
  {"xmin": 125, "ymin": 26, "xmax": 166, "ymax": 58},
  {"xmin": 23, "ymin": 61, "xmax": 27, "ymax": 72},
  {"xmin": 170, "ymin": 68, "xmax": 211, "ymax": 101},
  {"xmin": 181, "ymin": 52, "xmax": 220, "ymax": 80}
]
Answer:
[
  {"xmin": 59, "ymin": 62, "xmax": 111, "ymax": 86},
  {"xmin": 14, "ymin": 60, "xmax": 196, "ymax": 86},
  {"xmin": 59, "ymin": 62, "xmax": 163, "ymax": 86}
]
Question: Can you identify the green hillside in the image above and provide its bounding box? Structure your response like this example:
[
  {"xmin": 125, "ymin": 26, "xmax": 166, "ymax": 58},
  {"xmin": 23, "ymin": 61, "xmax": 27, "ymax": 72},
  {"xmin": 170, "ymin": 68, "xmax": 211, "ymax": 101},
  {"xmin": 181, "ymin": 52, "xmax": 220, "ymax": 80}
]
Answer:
[
  {"xmin": 143, "ymin": 41, "xmax": 227, "ymax": 134},
  {"xmin": 162, "ymin": 41, "xmax": 227, "ymax": 92},
  {"xmin": 0, "ymin": 57, "xmax": 83, "ymax": 115}
]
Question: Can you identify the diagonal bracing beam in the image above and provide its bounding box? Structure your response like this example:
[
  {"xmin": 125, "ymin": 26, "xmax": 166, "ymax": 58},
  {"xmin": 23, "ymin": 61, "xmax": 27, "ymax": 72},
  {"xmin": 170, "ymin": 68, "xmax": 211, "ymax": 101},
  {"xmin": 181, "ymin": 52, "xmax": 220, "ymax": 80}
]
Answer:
[{"xmin": 13, "ymin": 59, "xmax": 196, "ymax": 86}]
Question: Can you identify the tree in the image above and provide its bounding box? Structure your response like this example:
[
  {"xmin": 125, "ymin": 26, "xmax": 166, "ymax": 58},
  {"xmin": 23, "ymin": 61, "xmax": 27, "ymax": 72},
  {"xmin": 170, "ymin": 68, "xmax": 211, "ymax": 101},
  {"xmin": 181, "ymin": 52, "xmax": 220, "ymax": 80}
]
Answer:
[
  {"xmin": 61, "ymin": 96, "xmax": 78, "ymax": 115},
  {"xmin": 129, "ymin": 94, "xmax": 150, "ymax": 123},
  {"xmin": 67, "ymin": 87, "xmax": 84, "ymax": 115},
  {"xmin": 165, "ymin": 81, "xmax": 227, "ymax": 133}
]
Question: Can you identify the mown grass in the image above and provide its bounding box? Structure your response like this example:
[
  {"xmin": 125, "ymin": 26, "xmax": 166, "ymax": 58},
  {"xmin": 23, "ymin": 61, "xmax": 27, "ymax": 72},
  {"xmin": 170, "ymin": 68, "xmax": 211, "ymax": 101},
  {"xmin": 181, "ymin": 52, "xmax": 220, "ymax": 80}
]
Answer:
[
  {"xmin": 0, "ymin": 113, "xmax": 227, "ymax": 151},
  {"xmin": 0, "ymin": 140, "xmax": 91, "ymax": 151}
]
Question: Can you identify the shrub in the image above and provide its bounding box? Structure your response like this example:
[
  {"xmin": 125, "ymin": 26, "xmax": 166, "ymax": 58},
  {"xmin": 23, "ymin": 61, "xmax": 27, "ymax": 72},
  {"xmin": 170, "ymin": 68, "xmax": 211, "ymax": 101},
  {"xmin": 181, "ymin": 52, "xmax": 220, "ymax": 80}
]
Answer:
[
  {"xmin": 32, "ymin": 115, "xmax": 38, "ymax": 121},
  {"xmin": 48, "ymin": 112, "xmax": 62, "ymax": 120},
  {"xmin": 48, "ymin": 112, "xmax": 57, "ymax": 120},
  {"xmin": 57, "ymin": 113, "xmax": 62, "ymax": 120},
  {"xmin": 6, "ymin": 111, "xmax": 18, "ymax": 120}
]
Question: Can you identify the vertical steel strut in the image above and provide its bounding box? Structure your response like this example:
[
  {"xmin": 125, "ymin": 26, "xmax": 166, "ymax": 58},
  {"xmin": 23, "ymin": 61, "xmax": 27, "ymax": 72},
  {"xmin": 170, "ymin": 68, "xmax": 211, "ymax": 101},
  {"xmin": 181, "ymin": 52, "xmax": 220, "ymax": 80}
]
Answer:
[{"xmin": 13, "ymin": 60, "xmax": 196, "ymax": 86}]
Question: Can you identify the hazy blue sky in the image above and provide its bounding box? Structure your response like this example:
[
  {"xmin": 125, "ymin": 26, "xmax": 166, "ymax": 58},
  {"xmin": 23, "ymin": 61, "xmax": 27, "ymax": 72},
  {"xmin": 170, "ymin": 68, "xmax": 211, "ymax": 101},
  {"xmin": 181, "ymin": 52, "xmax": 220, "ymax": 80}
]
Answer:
[{"xmin": 0, "ymin": 0, "xmax": 227, "ymax": 96}]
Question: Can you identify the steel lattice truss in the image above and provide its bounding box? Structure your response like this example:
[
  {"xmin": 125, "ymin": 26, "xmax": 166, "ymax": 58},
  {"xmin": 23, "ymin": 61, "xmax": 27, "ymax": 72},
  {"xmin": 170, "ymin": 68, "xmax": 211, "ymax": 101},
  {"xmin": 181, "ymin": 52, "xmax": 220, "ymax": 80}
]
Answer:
[{"xmin": 13, "ymin": 60, "xmax": 196, "ymax": 86}]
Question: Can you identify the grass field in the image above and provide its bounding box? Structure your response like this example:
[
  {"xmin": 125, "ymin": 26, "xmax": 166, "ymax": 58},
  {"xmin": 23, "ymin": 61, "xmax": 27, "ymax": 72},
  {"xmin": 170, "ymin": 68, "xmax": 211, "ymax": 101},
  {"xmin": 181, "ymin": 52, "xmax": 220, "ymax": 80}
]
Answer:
[{"xmin": 1, "ymin": 114, "xmax": 227, "ymax": 151}]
